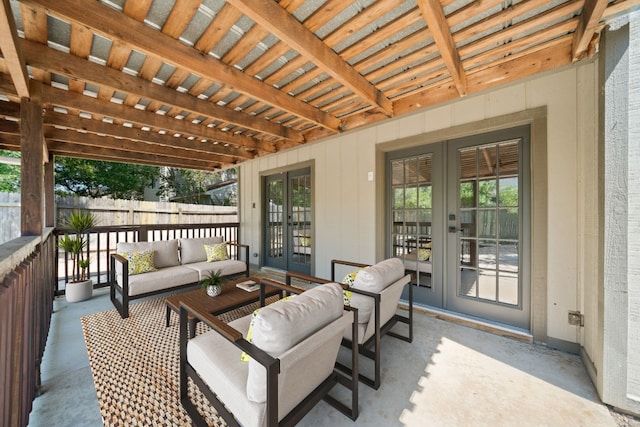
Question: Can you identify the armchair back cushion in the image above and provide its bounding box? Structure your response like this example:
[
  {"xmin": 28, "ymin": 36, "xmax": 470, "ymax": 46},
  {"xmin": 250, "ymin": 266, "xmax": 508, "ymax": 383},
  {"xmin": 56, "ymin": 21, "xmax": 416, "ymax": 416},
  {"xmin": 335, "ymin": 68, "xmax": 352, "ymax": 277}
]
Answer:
[
  {"xmin": 351, "ymin": 257, "xmax": 404, "ymax": 323},
  {"xmin": 179, "ymin": 237, "xmax": 224, "ymax": 264},
  {"xmin": 116, "ymin": 239, "xmax": 179, "ymax": 268},
  {"xmin": 247, "ymin": 282, "xmax": 344, "ymax": 402}
]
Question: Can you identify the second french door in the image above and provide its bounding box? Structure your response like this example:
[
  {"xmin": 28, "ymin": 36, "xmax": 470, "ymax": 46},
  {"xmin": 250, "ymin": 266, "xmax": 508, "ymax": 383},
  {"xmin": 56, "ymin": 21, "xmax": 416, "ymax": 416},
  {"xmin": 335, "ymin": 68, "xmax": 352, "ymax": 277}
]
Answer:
[
  {"xmin": 263, "ymin": 168, "xmax": 312, "ymax": 275},
  {"xmin": 389, "ymin": 126, "xmax": 530, "ymax": 330}
]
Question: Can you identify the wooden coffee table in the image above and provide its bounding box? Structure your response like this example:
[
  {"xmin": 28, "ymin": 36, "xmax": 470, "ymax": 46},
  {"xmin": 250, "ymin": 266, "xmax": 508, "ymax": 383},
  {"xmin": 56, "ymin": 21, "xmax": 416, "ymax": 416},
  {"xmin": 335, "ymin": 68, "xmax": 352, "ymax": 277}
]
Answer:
[{"xmin": 165, "ymin": 276, "xmax": 281, "ymax": 338}]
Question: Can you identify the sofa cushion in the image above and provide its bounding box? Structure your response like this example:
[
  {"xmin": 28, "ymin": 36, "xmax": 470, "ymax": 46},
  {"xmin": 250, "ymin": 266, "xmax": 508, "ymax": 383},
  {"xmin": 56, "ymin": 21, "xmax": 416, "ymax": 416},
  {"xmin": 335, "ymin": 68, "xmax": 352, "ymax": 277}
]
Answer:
[
  {"xmin": 116, "ymin": 240, "xmax": 179, "ymax": 268},
  {"xmin": 179, "ymin": 237, "xmax": 224, "ymax": 264},
  {"xmin": 204, "ymin": 242, "xmax": 229, "ymax": 262},
  {"xmin": 183, "ymin": 259, "xmax": 247, "ymax": 281},
  {"xmin": 351, "ymin": 257, "xmax": 405, "ymax": 323},
  {"xmin": 118, "ymin": 249, "xmax": 157, "ymax": 275},
  {"xmin": 247, "ymin": 283, "xmax": 343, "ymax": 402},
  {"xmin": 116, "ymin": 265, "xmax": 199, "ymax": 296}
]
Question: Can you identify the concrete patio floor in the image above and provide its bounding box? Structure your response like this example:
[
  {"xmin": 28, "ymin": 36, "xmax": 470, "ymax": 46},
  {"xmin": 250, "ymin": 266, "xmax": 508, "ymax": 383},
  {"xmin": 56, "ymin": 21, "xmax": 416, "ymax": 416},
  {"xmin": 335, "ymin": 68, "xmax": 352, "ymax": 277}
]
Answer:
[{"xmin": 27, "ymin": 284, "xmax": 638, "ymax": 427}]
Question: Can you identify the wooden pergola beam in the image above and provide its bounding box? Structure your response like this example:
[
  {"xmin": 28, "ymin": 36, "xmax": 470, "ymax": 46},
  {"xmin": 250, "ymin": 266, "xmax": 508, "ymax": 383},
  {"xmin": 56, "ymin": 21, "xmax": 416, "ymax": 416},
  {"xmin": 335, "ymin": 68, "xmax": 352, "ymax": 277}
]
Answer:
[
  {"xmin": 19, "ymin": 39, "xmax": 299, "ymax": 145},
  {"xmin": 20, "ymin": 80, "xmax": 43, "ymax": 235},
  {"xmin": 23, "ymin": 0, "xmax": 342, "ymax": 133},
  {"xmin": 36, "ymin": 83, "xmax": 276, "ymax": 155},
  {"xmin": 46, "ymin": 140, "xmax": 222, "ymax": 170},
  {"xmin": 0, "ymin": 0, "xmax": 29, "ymax": 98},
  {"xmin": 416, "ymin": 0, "xmax": 467, "ymax": 96},
  {"xmin": 44, "ymin": 111, "xmax": 252, "ymax": 161},
  {"xmin": 44, "ymin": 127, "xmax": 235, "ymax": 167},
  {"xmin": 226, "ymin": 0, "xmax": 394, "ymax": 116},
  {"xmin": 572, "ymin": 0, "xmax": 609, "ymax": 60}
]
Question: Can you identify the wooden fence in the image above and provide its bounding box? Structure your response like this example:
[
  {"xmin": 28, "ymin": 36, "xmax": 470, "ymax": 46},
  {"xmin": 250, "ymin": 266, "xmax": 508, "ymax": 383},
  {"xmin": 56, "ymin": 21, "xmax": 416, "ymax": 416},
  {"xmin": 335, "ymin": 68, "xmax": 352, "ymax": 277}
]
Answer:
[
  {"xmin": 0, "ymin": 193, "xmax": 238, "ymax": 246},
  {"xmin": 0, "ymin": 231, "xmax": 55, "ymax": 426}
]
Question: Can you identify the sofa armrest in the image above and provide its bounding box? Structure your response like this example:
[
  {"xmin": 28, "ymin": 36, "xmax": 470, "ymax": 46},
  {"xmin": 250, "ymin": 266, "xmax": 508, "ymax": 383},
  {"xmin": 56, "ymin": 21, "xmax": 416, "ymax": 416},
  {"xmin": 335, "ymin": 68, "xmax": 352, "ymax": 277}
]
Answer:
[
  {"xmin": 330, "ymin": 259, "xmax": 370, "ymax": 281},
  {"xmin": 228, "ymin": 242, "xmax": 250, "ymax": 276},
  {"xmin": 110, "ymin": 253, "xmax": 128, "ymax": 287}
]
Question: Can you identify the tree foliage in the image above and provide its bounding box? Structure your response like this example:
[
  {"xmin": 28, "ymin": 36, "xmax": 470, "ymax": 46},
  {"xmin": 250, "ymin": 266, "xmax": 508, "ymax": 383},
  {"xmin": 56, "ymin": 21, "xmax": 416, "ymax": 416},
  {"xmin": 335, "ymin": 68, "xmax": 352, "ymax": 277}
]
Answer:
[
  {"xmin": 0, "ymin": 150, "xmax": 20, "ymax": 192},
  {"xmin": 55, "ymin": 157, "xmax": 159, "ymax": 200}
]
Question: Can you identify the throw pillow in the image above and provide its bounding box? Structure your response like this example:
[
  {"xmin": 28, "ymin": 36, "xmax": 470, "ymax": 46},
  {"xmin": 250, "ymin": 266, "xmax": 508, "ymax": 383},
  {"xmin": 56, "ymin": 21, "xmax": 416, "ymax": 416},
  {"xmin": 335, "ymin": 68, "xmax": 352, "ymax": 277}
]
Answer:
[
  {"xmin": 204, "ymin": 242, "xmax": 229, "ymax": 262},
  {"xmin": 117, "ymin": 249, "xmax": 157, "ymax": 275},
  {"xmin": 241, "ymin": 296, "xmax": 296, "ymax": 362},
  {"xmin": 417, "ymin": 248, "xmax": 431, "ymax": 261},
  {"xmin": 342, "ymin": 269, "xmax": 362, "ymax": 287}
]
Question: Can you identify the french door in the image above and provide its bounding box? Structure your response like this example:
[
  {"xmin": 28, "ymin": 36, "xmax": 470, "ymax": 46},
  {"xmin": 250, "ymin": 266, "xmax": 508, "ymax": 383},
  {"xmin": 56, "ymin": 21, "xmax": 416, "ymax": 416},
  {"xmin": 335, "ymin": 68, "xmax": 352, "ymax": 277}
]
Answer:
[
  {"xmin": 389, "ymin": 126, "xmax": 530, "ymax": 330},
  {"xmin": 263, "ymin": 168, "xmax": 312, "ymax": 275}
]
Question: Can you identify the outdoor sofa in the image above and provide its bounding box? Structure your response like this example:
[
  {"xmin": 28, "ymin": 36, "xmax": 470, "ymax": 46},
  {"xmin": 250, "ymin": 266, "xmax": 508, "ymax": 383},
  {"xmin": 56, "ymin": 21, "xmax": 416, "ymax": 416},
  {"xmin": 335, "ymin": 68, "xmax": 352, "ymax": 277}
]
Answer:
[{"xmin": 110, "ymin": 237, "xmax": 249, "ymax": 318}]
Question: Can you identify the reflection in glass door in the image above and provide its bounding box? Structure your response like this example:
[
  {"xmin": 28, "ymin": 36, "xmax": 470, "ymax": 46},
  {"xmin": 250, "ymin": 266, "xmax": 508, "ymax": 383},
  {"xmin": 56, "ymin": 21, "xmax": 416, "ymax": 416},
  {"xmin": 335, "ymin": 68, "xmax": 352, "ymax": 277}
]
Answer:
[
  {"xmin": 389, "ymin": 145, "xmax": 444, "ymax": 308},
  {"xmin": 447, "ymin": 128, "xmax": 530, "ymax": 330},
  {"xmin": 263, "ymin": 168, "xmax": 312, "ymax": 275}
]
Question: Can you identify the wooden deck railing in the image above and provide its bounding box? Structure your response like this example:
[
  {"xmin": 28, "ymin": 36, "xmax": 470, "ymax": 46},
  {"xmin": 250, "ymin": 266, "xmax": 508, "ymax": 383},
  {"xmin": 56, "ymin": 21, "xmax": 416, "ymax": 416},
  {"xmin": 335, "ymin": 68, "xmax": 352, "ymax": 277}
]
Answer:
[
  {"xmin": 0, "ymin": 230, "xmax": 56, "ymax": 427},
  {"xmin": 54, "ymin": 222, "xmax": 240, "ymax": 295}
]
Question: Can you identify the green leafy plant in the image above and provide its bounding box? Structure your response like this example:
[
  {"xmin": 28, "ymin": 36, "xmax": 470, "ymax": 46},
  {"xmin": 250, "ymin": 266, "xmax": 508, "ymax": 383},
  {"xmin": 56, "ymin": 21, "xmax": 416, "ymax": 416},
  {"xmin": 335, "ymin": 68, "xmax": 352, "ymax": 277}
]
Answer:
[
  {"xmin": 200, "ymin": 269, "xmax": 225, "ymax": 295},
  {"xmin": 58, "ymin": 210, "xmax": 97, "ymax": 282}
]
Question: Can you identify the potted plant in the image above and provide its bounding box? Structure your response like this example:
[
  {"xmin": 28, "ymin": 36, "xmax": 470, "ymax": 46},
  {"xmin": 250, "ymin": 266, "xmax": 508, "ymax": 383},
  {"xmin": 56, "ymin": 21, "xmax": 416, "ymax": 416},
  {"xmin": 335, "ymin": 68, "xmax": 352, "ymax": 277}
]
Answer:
[
  {"xmin": 200, "ymin": 269, "xmax": 225, "ymax": 297},
  {"xmin": 58, "ymin": 210, "xmax": 97, "ymax": 302}
]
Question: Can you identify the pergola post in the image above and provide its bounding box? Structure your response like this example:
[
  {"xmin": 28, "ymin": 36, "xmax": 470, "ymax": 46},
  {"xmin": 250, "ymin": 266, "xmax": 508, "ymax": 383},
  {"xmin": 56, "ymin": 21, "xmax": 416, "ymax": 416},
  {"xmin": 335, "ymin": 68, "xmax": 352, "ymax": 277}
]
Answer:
[
  {"xmin": 20, "ymin": 79, "xmax": 44, "ymax": 236},
  {"xmin": 44, "ymin": 152, "xmax": 55, "ymax": 227}
]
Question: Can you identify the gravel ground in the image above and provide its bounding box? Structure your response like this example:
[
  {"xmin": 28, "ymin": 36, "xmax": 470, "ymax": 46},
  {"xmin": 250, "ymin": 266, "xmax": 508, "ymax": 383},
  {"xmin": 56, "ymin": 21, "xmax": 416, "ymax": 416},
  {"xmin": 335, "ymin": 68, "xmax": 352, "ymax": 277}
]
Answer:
[{"xmin": 611, "ymin": 408, "xmax": 640, "ymax": 426}]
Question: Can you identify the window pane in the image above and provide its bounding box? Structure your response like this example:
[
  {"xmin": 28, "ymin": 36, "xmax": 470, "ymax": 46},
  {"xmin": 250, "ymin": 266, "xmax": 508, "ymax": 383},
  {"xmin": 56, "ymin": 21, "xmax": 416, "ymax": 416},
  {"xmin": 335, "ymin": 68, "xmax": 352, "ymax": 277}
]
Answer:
[
  {"xmin": 418, "ymin": 155, "xmax": 431, "ymax": 182},
  {"xmin": 499, "ymin": 177, "xmax": 518, "ymax": 207},
  {"xmin": 406, "ymin": 158, "xmax": 418, "ymax": 183},
  {"xmin": 460, "ymin": 210, "xmax": 476, "ymax": 238},
  {"xmin": 459, "ymin": 147, "xmax": 477, "ymax": 180},
  {"xmin": 498, "ymin": 272, "xmax": 518, "ymax": 305},
  {"xmin": 478, "ymin": 209, "xmax": 496, "ymax": 239},
  {"xmin": 392, "ymin": 160, "xmax": 404, "ymax": 185},
  {"xmin": 499, "ymin": 242, "xmax": 519, "ymax": 273},
  {"xmin": 478, "ymin": 145, "xmax": 497, "ymax": 178},
  {"xmin": 478, "ymin": 179, "xmax": 496, "ymax": 207},
  {"xmin": 479, "ymin": 240, "xmax": 496, "ymax": 270},
  {"xmin": 460, "ymin": 238, "xmax": 476, "ymax": 266},
  {"xmin": 418, "ymin": 185, "xmax": 432, "ymax": 209},
  {"xmin": 460, "ymin": 182, "xmax": 475, "ymax": 208},
  {"xmin": 478, "ymin": 269, "xmax": 497, "ymax": 301},
  {"xmin": 460, "ymin": 268, "xmax": 477, "ymax": 298},
  {"xmin": 405, "ymin": 186, "xmax": 418, "ymax": 208},
  {"xmin": 498, "ymin": 140, "xmax": 519, "ymax": 177},
  {"xmin": 393, "ymin": 187, "xmax": 404, "ymax": 209},
  {"xmin": 499, "ymin": 208, "xmax": 518, "ymax": 240}
]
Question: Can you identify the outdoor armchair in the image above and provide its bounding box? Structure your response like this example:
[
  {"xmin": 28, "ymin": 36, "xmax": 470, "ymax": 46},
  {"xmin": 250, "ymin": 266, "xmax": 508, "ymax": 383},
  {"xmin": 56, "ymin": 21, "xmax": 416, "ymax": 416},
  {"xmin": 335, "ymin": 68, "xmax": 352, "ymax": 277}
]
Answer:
[
  {"xmin": 179, "ymin": 280, "xmax": 359, "ymax": 427},
  {"xmin": 286, "ymin": 257, "xmax": 413, "ymax": 390}
]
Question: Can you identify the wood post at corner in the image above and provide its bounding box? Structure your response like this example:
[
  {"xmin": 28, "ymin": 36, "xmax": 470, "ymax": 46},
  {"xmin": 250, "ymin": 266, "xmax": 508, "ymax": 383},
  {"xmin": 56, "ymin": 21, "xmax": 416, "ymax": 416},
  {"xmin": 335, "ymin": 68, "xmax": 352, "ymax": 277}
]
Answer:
[{"xmin": 20, "ymin": 80, "xmax": 43, "ymax": 236}]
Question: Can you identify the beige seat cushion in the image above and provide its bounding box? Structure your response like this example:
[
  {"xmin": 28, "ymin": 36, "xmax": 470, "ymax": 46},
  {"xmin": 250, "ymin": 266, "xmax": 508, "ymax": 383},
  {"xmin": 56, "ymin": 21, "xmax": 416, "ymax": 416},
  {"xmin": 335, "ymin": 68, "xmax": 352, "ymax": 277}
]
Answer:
[
  {"xmin": 183, "ymin": 259, "xmax": 247, "ymax": 280},
  {"xmin": 188, "ymin": 287, "xmax": 351, "ymax": 426},
  {"xmin": 116, "ymin": 240, "xmax": 179, "ymax": 268},
  {"xmin": 116, "ymin": 265, "xmax": 198, "ymax": 296},
  {"xmin": 351, "ymin": 257, "xmax": 405, "ymax": 323},
  {"xmin": 247, "ymin": 283, "xmax": 344, "ymax": 402},
  {"xmin": 179, "ymin": 237, "xmax": 224, "ymax": 264}
]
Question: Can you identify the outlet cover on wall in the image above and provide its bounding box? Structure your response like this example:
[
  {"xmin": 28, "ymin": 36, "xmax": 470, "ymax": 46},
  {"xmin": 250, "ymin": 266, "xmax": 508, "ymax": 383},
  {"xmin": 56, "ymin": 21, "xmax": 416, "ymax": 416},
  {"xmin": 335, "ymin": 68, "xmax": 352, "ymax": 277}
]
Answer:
[{"xmin": 367, "ymin": 171, "xmax": 374, "ymax": 181}]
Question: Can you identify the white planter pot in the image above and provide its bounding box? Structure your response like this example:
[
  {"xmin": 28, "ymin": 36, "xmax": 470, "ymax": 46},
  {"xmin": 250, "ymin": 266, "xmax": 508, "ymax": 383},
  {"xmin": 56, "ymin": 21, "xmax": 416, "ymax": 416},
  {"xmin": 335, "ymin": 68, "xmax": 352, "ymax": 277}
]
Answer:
[
  {"xmin": 66, "ymin": 279, "xmax": 93, "ymax": 303},
  {"xmin": 206, "ymin": 284, "xmax": 222, "ymax": 297}
]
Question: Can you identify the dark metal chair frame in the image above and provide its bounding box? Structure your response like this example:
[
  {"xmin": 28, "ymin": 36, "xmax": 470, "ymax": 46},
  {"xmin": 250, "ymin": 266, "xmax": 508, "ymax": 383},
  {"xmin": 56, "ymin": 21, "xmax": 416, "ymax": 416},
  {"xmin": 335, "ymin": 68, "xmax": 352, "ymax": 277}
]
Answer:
[
  {"xmin": 110, "ymin": 242, "xmax": 249, "ymax": 318},
  {"xmin": 179, "ymin": 278, "xmax": 359, "ymax": 427},
  {"xmin": 286, "ymin": 259, "xmax": 413, "ymax": 390}
]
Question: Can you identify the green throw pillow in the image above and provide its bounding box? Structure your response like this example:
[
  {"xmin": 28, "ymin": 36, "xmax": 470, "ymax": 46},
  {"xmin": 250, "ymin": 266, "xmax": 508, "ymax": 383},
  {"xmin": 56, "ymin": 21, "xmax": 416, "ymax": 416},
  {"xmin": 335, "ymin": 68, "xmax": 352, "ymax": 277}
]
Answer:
[
  {"xmin": 417, "ymin": 248, "xmax": 431, "ymax": 261},
  {"xmin": 204, "ymin": 242, "xmax": 229, "ymax": 262},
  {"xmin": 118, "ymin": 249, "xmax": 157, "ymax": 275}
]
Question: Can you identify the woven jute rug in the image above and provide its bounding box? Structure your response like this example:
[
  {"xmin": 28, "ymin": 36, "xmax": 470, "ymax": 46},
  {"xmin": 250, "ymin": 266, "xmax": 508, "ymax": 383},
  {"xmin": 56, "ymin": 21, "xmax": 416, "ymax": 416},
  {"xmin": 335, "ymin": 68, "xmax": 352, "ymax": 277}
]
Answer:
[{"xmin": 81, "ymin": 295, "xmax": 267, "ymax": 426}]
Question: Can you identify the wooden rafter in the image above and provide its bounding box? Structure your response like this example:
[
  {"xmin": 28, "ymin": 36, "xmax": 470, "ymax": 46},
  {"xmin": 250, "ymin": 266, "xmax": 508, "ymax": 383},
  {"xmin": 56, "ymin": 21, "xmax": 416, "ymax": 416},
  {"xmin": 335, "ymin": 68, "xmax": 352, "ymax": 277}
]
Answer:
[
  {"xmin": 0, "ymin": 0, "xmax": 29, "ymax": 98},
  {"xmin": 416, "ymin": 0, "xmax": 467, "ymax": 96},
  {"xmin": 22, "ymin": 0, "xmax": 342, "ymax": 133},
  {"xmin": 19, "ymin": 39, "xmax": 299, "ymax": 145},
  {"xmin": 573, "ymin": 0, "xmax": 609, "ymax": 60},
  {"xmin": 44, "ymin": 111, "xmax": 251, "ymax": 162},
  {"xmin": 225, "ymin": 0, "xmax": 394, "ymax": 116}
]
